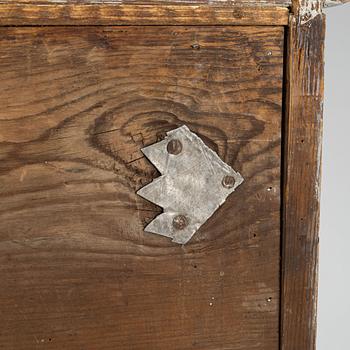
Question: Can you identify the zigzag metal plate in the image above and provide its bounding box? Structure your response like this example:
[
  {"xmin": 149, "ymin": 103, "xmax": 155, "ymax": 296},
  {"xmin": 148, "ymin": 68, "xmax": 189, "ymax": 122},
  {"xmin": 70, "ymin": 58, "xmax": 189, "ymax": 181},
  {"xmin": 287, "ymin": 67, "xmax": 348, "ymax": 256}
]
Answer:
[{"xmin": 137, "ymin": 125, "xmax": 244, "ymax": 244}]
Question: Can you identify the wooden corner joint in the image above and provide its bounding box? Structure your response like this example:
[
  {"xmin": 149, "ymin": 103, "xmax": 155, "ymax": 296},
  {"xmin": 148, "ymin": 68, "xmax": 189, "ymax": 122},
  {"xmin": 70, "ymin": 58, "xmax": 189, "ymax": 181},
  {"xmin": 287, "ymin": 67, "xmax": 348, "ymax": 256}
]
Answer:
[
  {"xmin": 295, "ymin": 0, "xmax": 349, "ymax": 24},
  {"xmin": 294, "ymin": 1, "xmax": 323, "ymax": 24}
]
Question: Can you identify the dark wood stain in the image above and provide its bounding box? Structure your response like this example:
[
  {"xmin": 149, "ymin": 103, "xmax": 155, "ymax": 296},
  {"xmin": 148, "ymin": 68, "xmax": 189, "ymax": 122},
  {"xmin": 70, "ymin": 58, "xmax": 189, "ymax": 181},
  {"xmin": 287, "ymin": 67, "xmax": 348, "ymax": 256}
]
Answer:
[
  {"xmin": 0, "ymin": 26, "xmax": 284, "ymax": 349},
  {"xmin": 281, "ymin": 1, "xmax": 325, "ymax": 349}
]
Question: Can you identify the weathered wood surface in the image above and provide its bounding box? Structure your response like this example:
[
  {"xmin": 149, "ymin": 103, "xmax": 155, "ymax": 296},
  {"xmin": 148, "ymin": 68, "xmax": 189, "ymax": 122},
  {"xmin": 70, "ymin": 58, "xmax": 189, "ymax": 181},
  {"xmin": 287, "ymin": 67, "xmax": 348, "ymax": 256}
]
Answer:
[
  {"xmin": 0, "ymin": 0, "xmax": 292, "ymax": 6},
  {"xmin": 2, "ymin": 0, "xmax": 348, "ymax": 7},
  {"xmin": 0, "ymin": 3, "xmax": 289, "ymax": 25},
  {"xmin": 0, "ymin": 26, "xmax": 284, "ymax": 349},
  {"xmin": 281, "ymin": 0, "xmax": 325, "ymax": 349}
]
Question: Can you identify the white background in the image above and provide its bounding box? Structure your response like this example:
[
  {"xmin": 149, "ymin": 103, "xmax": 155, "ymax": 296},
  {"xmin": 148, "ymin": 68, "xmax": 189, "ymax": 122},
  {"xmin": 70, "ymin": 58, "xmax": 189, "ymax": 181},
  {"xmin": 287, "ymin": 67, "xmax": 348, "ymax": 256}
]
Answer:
[{"xmin": 317, "ymin": 5, "xmax": 350, "ymax": 350}]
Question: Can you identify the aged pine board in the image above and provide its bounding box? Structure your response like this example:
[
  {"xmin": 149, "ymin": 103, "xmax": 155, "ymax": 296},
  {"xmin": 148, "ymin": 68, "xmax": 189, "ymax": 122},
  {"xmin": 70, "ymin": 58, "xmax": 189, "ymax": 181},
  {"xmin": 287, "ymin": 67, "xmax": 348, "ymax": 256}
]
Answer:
[
  {"xmin": 0, "ymin": 26, "xmax": 284, "ymax": 349},
  {"xmin": 20, "ymin": 0, "xmax": 345, "ymax": 6},
  {"xmin": 281, "ymin": 1, "xmax": 325, "ymax": 349},
  {"xmin": 0, "ymin": 0, "xmax": 292, "ymax": 6},
  {"xmin": 0, "ymin": 4, "xmax": 289, "ymax": 26}
]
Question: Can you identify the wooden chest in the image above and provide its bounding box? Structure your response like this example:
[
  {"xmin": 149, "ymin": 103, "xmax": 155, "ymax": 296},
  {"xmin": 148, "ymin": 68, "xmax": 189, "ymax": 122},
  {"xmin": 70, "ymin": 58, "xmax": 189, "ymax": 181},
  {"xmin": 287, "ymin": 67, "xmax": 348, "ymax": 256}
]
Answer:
[{"xmin": 0, "ymin": 1, "xmax": 343, "ymax": 349}]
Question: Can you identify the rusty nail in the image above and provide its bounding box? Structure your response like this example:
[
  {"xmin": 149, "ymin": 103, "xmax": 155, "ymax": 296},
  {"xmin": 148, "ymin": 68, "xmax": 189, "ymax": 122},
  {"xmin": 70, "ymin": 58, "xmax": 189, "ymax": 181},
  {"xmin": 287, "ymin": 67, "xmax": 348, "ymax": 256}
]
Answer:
[
  {"xmin": 172, "ymin": 215, "xmax": 189, "ymax": 230},
  {"xmin": 167, "ymin": 139, "xmax": 183, "ymax": 155},
  {"xmin": 222, "ymin": 175, "xmax": 236, "ymax": 189}
]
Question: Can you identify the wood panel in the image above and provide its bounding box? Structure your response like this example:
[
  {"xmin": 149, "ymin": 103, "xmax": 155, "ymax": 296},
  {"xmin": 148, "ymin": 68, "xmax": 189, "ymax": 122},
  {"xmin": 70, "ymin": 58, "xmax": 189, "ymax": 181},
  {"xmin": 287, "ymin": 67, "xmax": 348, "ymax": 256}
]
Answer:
[
  {"xmin": 281, "ymin": 1, "xmax": 325, "ymax": 349},
  {"xmin": 0, "ymin": 4, "xmax": 289, "ymax": 26},
  {"xmin": 0, "ymin": 26, "xmax": 284, "ymax": 349},
  {"xmin": 6, "ymin": 0, "xmax": 344, "ymax": 7},
  {"xmin": 0, "ymin": 0, "xmax": 292, "ymax": 7}
]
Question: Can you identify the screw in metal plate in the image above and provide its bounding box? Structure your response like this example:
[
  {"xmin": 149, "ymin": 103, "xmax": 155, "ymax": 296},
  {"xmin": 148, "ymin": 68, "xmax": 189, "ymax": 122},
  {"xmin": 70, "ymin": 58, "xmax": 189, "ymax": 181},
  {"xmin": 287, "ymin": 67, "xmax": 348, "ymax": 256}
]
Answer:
[
  {"xmin": 167, "ymin": 139, "xmax": 183, "ymax": 155},
  {"xmin": 222, "ymin": 175, "xmax": 236, "ymax": 189},
  {"xmin": 172, "ymin": 215, "xmax": 189, "ymax": 230}
]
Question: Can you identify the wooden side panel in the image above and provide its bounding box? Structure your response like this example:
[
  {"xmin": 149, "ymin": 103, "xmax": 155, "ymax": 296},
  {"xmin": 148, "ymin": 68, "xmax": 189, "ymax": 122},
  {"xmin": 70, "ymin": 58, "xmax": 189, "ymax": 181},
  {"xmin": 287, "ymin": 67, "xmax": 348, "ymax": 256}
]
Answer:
[
  {"xmin": 281, "ymin": 8, "xmax": 325, "ymax": 350},
  {"xmin": 0, "ymin": 26, "xmax": 284, "ymax": 350}
]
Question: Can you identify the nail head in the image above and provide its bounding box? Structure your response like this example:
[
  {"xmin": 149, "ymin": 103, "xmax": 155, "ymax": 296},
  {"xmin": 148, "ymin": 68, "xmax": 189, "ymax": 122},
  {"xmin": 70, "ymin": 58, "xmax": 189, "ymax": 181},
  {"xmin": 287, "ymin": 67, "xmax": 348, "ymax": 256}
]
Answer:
[
  {"xmin": 222, "ymin": 175, "xmax": 236, "ymax": 189},
  {"xmin": 167, "ymin": 139, "xmax": 183, "ymax": 155},
  {"xmin": 172, "ymin": 215, "xmax": 189, "ymax": 230}
]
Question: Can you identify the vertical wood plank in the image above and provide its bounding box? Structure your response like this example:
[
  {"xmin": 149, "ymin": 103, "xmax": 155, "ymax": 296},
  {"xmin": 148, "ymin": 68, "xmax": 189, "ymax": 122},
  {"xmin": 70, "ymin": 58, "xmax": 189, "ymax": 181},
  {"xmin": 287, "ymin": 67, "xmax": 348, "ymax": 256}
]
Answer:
[{"xmin": 281, "ymin": 1, "xmax": 325, "ymax": 349}]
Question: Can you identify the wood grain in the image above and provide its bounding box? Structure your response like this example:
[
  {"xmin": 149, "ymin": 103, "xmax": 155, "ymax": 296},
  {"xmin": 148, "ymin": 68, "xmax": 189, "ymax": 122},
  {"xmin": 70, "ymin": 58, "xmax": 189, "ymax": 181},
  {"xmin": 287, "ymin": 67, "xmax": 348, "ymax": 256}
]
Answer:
[
  {"xmin": 0, "ymin": 26, "xmax": 284, "ymax": 349},
  {"xmin": 0, "ymin": 4, "xmax": 289, "ymax": 26},
  {"xmin": 281, "ymin": 3, "xmax": 325, "ymax": 349},
  {"xmin": 0, "ymin": 0, "xmax": 292, "ymax": 7}
]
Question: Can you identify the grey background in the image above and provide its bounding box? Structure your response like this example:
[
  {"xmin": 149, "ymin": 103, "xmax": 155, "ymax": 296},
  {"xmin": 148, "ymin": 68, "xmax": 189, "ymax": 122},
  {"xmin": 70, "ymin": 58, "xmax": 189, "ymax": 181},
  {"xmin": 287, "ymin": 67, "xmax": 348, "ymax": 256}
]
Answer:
[{"xmin": 317, "ymin": 5, "xmax": 350, "ymax": 350}]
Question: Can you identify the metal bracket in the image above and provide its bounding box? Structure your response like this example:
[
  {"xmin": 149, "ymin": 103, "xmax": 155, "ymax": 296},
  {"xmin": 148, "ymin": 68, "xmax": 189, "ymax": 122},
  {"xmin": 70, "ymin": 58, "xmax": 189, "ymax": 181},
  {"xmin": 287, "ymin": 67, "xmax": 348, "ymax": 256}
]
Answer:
[{"xmin": 137, "ymin": 125, "xmax": 244, "ymax": 244}]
